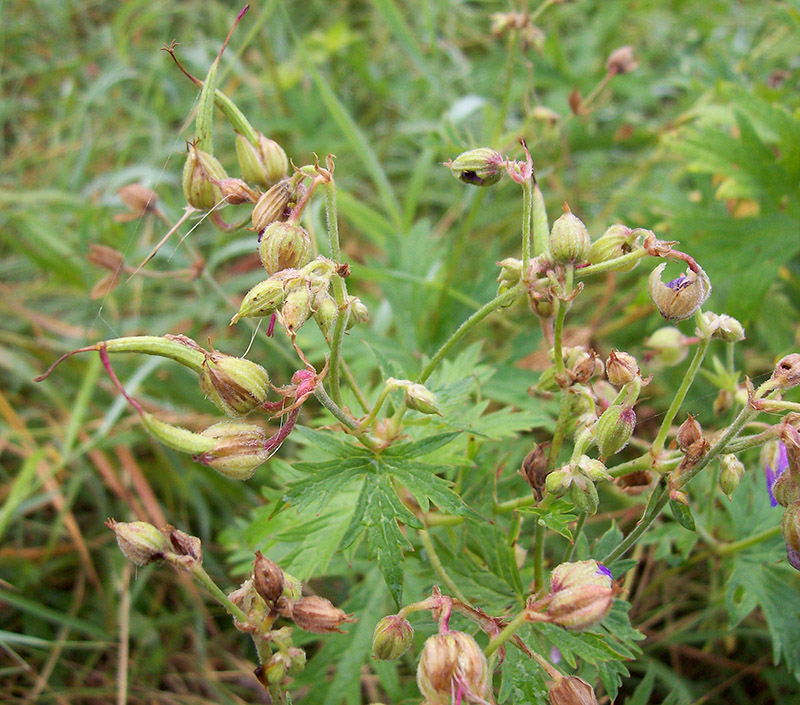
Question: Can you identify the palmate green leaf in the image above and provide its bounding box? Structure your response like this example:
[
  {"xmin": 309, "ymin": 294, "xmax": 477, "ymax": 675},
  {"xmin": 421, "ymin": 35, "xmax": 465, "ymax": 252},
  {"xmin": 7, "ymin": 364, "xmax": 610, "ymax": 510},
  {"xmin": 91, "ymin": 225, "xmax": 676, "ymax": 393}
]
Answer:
[
  {"xmin": 727, "ymin": 558, "xmax": 800, "ymax": 682},
  {"xmin": 468, "ymin": 523, "xmax": 525, "ymax": 601},
  {"xmin": 499, "ymin": 646, "xmax": 549, "ymax": 705},
  {"xmin": 293, "ymin": 426, "xmax": 370, "ymax": 458},
  {"xmin": 383, "ymin": 459, "xmax": 464, "ymax": 514},
  {"xmin": 283, "ymin": 458, "xmax": 371, "ymax": 512},
  {"xmin": 521, "ymin": 498, "xmax": 579, "ymax": 541},
  {"xmin": 382, "ymin": 431, "xmax": 462, "ymax": 459}
]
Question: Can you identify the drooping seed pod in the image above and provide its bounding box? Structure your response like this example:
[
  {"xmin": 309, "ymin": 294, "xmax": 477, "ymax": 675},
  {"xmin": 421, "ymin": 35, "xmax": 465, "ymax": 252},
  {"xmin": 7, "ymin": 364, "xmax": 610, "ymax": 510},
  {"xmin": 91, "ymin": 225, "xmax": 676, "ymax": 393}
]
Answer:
[
  {"xmin": 196, "ymin": 421, "xmax": 270, "ymax": 480},
  {"xmin": 549, "ymin": 204, "xmax": 591, "ymax": 264},
  {"xmin": 199, "ymin": 352, "xmax": 270, "ymax": 417},
  {"xmin": 372, "ymin": 615, "xmax": 414, "ymax": 660},
  {"xmin": 289, "ymin": 595, "xmax": 357, "ymax": 634},
  {"xmin": 345, "ymin": 296, "xmax": 370, "ymax": 329},
  {"xmin": 446, "ymin": 148, "xmax": 504, "ymax": 187},
  {"xmin": 236, "ymin": 132, "xmax": 289, "ymax": 189},
  {"xmin": 259, "ymin": 221, "xmax": 312, "ymax": 274},
  {"xmin": 182, "ymin": 142, "xmax": 228, "ymax": 211},
  {"xmin": 648, "ymin": 262, "xmax": 711, "ymax": 321},
  {"xmin": 698, "ymin": 312, "xmax": 745, "ymax": 343},
  {"xmin": 106, "ymin": 519, "xmax": 169, "ymax": 566},
  {"xmin": 280, "ymin": 280, "xmax": 313, "ymax": 334}
]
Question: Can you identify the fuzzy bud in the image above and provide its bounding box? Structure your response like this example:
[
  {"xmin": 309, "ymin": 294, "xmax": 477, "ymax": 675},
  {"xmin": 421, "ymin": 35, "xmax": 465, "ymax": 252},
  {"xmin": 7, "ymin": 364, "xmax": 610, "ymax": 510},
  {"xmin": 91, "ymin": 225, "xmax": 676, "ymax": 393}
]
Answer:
[
  {"xmin": 719, "ymin": 454, "xmax": 745, "ymax": 500},
  {"xmin": 416, "ymin": 632, "xmax": 490, "ymax": 705},
  {"xmin": 550, "ymin": 560, "xmax": 613, "ymax": 593},
  {"xmin": 289, "ymin": 595, "xmax": 357, "ymax": 634},
  {"xmin": 586, "ymin": 224, "xmax": 641, "ymax": 272},
  {"xmin": 280, "ymin": 280, "xmax": 313, "ymax": 334},
  {"xmin": 595, "ymin": 405, "xmax": 636, "ymax": 458},
  {"xmin": 259, "ymin": 222, "xmax": 312, "ymax": 275},
  {"xmin": 199, "ymin": 352, "xmax": 270, "ymax": 417},
  {"xmin": 644, "ymin": 327, "xmax": 688, "ymax": 367},
  {"xmin": 405, "ymin": 384, "xmax": 441, "ymax": 415},
  {"xmin": 447, "ymin": 148, "xmax": 504, "ymax": 187},
  {"xmin": 648, "ymin": 263, "xmax": 711, "ymax": 321},
  {"xmin": 548, "ymin": 676, "xmax": 599, "ymax": 705},
  {"xmin": 253, "ymin": 551, "xmax": 284, "ymax": 605},
  {"xmin": 287, "ymin": 647, "xmax": 306, "ymax": 675},
  {"xmin": 106, "ymin": 519, "xmax": 169, "ymax": 566},
  {"xmin": 281, "ymin": 572, "xmax": 303, "ymax": 602},
  {"xmin": 606, "ymin": 350, "xmax": 639, "ymax": 386},
  {"xmin": 232, "ymin": 277, "xmax": 286, "ymax": 323},
  {"xmin": 182, "ymin": 143, "xmax": 227, "ymax": 211},
  {"xmin": 196, "ymin": 421, "xmax": 270, "ymax": 480},
  {"xmin": 372, "ymin": 615, "xmax": 414, "ymax": 660},
  {"xmin": 252, "ymin": 179, "xmax": 293, "ymax": 231},
  {"xmin": 345, "ymin": 296, "xmax": 370, "ymax": 329},
  {"xmin": 549, "ymin": 205, "xmax": 591, "ymax": 264},
  {"xmin": 236, "ymin": 133, "xmax": 288, "ymax": 189},
  {"xmin": 313, "ymin": 292, "xmax": 339, "ymax": 339},
  {"xmin": 771, "ymin": 354, "xmax": 800, "ymax": 390},
  {"xmin": 546, "ymin": 584, "xmax": 615, "ymax": 631},
  {"xmin": 698, "ymin": 312, "xmax": 745, "ymax": 343}
]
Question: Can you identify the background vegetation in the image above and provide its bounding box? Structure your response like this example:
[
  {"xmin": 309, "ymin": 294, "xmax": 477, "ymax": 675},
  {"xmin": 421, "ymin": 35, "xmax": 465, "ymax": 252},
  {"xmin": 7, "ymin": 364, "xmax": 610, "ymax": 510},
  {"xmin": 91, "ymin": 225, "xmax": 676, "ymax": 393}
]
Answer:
[{"xmin": 1, "ymin": 0, "xmax": 799, "ymax": 703}]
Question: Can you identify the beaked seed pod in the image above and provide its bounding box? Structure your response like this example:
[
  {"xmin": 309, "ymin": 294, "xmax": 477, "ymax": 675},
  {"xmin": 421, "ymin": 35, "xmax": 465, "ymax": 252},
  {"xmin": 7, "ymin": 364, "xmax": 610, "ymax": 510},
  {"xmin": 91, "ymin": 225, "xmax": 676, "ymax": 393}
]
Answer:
[
  {"xmin": 586, "ymin": 224, "xmax": 641, "ymax": 272},
  {"xmin": 199, "ymin": 352, "xmax": 270, "ymax": 417},
  {"xmin": 548, "ymin": 676, "xmax": 599, "ymax": 705},
  {"xmin": 106, "ymin": 519, "xmax": 169, "ymax": 566},
  {"xmin": 253, "ymin": 551, "xmax": 284, "ymax": 604},
  {"xmin": 259, "ymin": 222, "xmax": 312, "ymax": 274},
  {"xmin": 236, "ymin": 133, "xmax": 289, "ymax": 189},
  {"xmin": 197, "ymin": 421, "xmax": 270, "ymax": 480},
  {"xmin": 289, "ymin": 595, "xmax": 357, "ymax": 633},
  {"xmin": 231, "ymin": 277, "xmax": 287, "ymax": 323},
  {"xmin": 606, "ymin": 350, "xmax": 639, "ymax": 386},
  {"xmin": 549, "ymin": 204, "xmax": 591, "ymax": 264},
  {"xmin": 252, "ymin": 179, "xmax": 293, "ymax": 232},
  {"xmin": 447, "ymin": 148, "xmax": 504, "ymax": 187},
  {"xmin": 546, "ymin": 583, "xmax": 615, "ymax": 631},
  {"xmin": 182, "ymin": 143, "xmax": 228, "ymax": 211},
  {"xmin": 372, "ymin": 615, "xmax": 414, "ymax": 660},
  {"xmin": 416, "ymin": 632, "xmax": 490, "ymax": 705},
  {"xmin": 648, "ymin": 262, "xmax": 712, "ymax": 321},
  {"xmin": 595, "ymin": 405, "xmax": 636, "ymax": 458}
]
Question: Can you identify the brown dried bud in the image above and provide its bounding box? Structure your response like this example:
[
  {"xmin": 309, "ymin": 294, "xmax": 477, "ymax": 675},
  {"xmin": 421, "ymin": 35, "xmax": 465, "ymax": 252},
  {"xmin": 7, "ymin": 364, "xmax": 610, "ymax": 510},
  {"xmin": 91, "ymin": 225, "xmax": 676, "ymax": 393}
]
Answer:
[
  {"xmin": 106, "ymin": 519, "xmax": 169, "ymax": 566},
  {"xmin": 606, "ymin": 350, "xmax": 639, "ymax": 386},
  {"xmin": 252, "ymin": 179, "xmax": 293, "ymax": 232},
  {"xmin": 677, "ymin": 414, "xmax": 703, "ymax": 452},
  {"xmin": 548, "ymin": 676, "xmax": 599, "ymax": 705},
  {"xmin": 118, "ymin": 184, "xmax": 159, "ymax": 215},
  {"xmin": 253, "ymin": 551, "xmax": 284, "ymax": 605},
  {"xmin": 521, "ymin": 443, "xmax": 551, "ymax": 500},
  {"xmin": 88, "ymin": 244, "xmax": 125, "ymax": 271},
  {"xmin": 771, "ymin": 354, "xmax": 800, "ymax": 390},
  {"xmin": 165, "ymin": 526, "xmax": 202, "ymax": 563},
  {"xmin": 614, "ymin": 470, "xmax": 653, "ymax": 495},
  {"xmin": 289, "ymin": 595, "xmax": 357, "ymax": 634},
  {"xmin": 213, "ymin": 178, "xmax": 259, "ymax": 205},
  {"xmin": 605, "ymin": 46, "xmax": 638, "ymax": 75}
]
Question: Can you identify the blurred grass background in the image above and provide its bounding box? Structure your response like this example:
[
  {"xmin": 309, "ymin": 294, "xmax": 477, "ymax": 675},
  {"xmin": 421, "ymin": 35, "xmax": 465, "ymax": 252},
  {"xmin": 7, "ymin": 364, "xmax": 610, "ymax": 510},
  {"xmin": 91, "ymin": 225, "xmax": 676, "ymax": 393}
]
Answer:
[{"xmin": 1, "ymin": 0, "xmax": 799, "ymax": 702}]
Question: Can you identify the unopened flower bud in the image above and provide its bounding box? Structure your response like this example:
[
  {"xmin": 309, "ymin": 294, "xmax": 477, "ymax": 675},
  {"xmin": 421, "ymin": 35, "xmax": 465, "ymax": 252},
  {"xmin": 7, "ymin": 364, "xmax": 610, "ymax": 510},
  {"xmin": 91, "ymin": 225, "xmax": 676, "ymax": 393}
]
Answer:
[
  {"xmin": 345, "ymin": 296, "xmax": 370, "ymax": 329},
  {"xmin": 595, "ymin": 405, "xmax": 636, "ymax": 458},
  {"xmin": 236, "ymin": 133, "xmax": 289, "ymax": 189},
  {"xmin": 182, "ymin": 143, "xmax": 227, "ymax": 211},
  {"xmin": 548, "ymin": 676, "xmax": 599, "ymax": 705},
  {"xmin": 586, "ymin": 224, "xmax": 641, "ymax": 271},
  {"xmin": 497, "ymin": 257, "xmax": 523, "ymax": 287},
  {"xmin": 576, "ymin": 455, "xmax": 611, "ymax": 482},
  {"xmin": 782, "ymin": 502, "xmax": 800, "ymax": 554},
  {"xmin": 550, "ymin": 560, "xmax": 613, "ymax": 593},
  {"xmin": 289, "ymin": 595, "xmax": 356, "ymax": 634},
  {"xmin": 698, "ymin": 312, "xmax": 745, "ymax": 342},
  {"xmin": 196, "ymin": 421, "xmax": 270, "ymax": 480},
  {"xmin": 287, "ymin": 646, "xmax": 306, "ymax": 675},
  {"xmin": 569, "ymin": 478, "xmax": 599, "ymax": 515},
  {"xmin": 416, "ymin": 632, "xmax": 490, "ymax": 705},
  {"xmin": 547, "ymin": 584, "xmax": 615, "ymax": 631},
  {"xmin": 447, "ymin": 148, "xmax": 504, "ymax": 187},
  {"xmin": 605, "ymin": 46, "xmax": 638, "ymax": 75},
  {"xmin": 606, "ymin": 350, "xmax": 639, "ymax": 386},
  {"xmin": 771, "ymin": 354, "xmax": 800, "ymax": 390},
  {"xmin": 648, "ymin": 263, "xmax": 711, "ymax": 321},
  {"xmin": 264, "ymin": 652, "xmax": 288, "ymax": 684},
  {"xmin": 372, "ymin": 615, "xmax": 414, "ymax": 660},
  {"xmin": 405, "ymin": 384, "xmax": 441, "ymax": 415},
  {"xmin": 550, "ymin": 205, "xmax": 590, "ymax": 264},
  {"xmin": 253, "ymin": 551, "xmax": 284, "ymax": 605},
  {"xmin": 313, "ymin": 292, "xmax": 339, "ymax": 339},
  {"xmin": 719, "ymin": 454, "xmax": 745, "ymax": 499},
  {"xmin": 259, "ymin": 222, "xmax": 312, "ymax": 275},
  {"xmin": 232, "ymin": 277, "xmax": 287, "ymax": 323},
  {"xmin": 199, "ymin": 352, "xmax": 270, "ymax": 417},
  {"xmin": 281, "ymin": 572, "xmax": 303, "ymax": 601},
  {"xmin": 280, "ymin": 280, "xmax": 312, "ymax": 334},
  {"xmin": 763, "ymin": 440, "xmax": 789, "ymax": 507},
  {"xmin": 252, "ymin": 179, "xmax": 293, "ymax": 231},
  {"xmin": 106, "ymin": 519, "xmax": 169, "ymax": 566},
  {"xmin": 644, "ymin": 326, "xmax": 688, "ymax": 367},
  {"xmin": 677, "ymin": 414, "xmax": 703, "ymax": 452}
]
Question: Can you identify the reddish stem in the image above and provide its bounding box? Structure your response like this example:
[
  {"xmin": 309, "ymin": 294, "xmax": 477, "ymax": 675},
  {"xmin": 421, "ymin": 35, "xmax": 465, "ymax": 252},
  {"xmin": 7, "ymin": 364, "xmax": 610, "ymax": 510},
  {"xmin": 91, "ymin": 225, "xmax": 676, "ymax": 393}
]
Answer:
[
  {"xmin": 99, "ymin": 345, "xmax": 144, "ymax": 415},
  {"xmin": 34, "ymin": 345, "xmax": 99, "ymax": 382}
]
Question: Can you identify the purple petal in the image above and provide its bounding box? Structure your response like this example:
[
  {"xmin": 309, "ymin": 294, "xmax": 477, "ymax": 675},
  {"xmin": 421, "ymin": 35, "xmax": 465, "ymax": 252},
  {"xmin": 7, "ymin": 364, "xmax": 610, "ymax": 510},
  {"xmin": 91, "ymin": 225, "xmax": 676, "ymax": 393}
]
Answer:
[
  {"xmin": 596, "ymin": 563, "xmax": 613, "ymax": 580},
  {"xmin": 666, "ymin": 275, "xmax": 691, "ymax": 291},
  {"xmin": 766, "ymin": 442, "xmax": 790, "ymax": 507}
]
